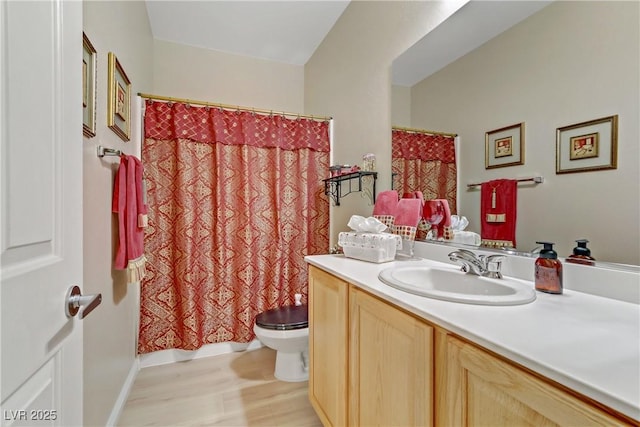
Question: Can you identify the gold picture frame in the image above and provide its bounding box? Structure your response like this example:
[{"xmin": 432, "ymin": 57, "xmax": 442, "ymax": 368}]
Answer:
[
  {"xmin": 107, "ymin": 52, "xmax": 131, "ymax": 141},
  {"xmin": 556, "ymin": 115, "xmax": 618, "ymax": 174},
  {"xmin": 82, "ymin": 33, "xmax": 97, "ymax": 138},
  {"xmin": 485, "ymin": 122, "xmax": 525, "ymax": 169}
]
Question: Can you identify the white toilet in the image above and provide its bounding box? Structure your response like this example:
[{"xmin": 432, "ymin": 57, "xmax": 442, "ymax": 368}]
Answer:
[{"xmin": 253, "ymin": 301, "xmax": 309, "ymax": 382}]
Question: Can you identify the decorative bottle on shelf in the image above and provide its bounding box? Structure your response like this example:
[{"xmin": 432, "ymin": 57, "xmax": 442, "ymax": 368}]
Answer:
[
  {"xmin": 534, "ymin": 241, "xmax": 563, "ymax": 294},
  {"xmin": 566, "ymin": 239, "xmax": 596, "ymax": 266},
  {"xmin": 362, "ymin": 153, "xmax": 376, "ymax": 171}
]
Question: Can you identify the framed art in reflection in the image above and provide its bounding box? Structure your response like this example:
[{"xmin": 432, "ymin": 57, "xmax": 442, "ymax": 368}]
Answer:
[
  {"xmin": 485, "ymin": 122, "xmax": 524, "ymax": 169},
  {"xmin": 556, "ymin": 115, "xmax": 617, "ymax": 174}
]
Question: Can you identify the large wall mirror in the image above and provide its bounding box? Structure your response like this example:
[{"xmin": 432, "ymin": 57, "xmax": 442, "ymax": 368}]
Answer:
[{"xmin": 390, "ymin": 1, "xmax": 639, "ymax": 266}]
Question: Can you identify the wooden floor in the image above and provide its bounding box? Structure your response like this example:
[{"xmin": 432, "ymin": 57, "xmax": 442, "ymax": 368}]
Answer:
[{"xmin": 118, "ymin": 347, "xmax": 322, "ymax": 426}]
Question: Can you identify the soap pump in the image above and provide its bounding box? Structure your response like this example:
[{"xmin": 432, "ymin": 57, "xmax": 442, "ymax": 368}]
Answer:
[
  {"xmin": 534, "ymin": 241, "xmax": 563, "ymax": 294},
  {"xmin": 566, "ymin": 239, "xmax": 596, "ymax": 266}
]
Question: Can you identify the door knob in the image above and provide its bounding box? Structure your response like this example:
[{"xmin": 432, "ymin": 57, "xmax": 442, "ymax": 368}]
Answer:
[{"xmin": 65, "ymin": 285, "xmax": 102, "ymax": 319}]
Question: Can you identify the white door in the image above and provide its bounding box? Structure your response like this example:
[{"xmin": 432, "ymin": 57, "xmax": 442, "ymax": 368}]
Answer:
[{"xmin": 1, "ymin": 1, "xmax": 85, "ymax": 426}]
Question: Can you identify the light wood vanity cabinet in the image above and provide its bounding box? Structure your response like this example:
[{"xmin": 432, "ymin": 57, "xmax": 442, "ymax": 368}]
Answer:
[
  {"xmin": 308, "ymin": 265, "xmax": 633, "ymax": 427},
  {"xmin": 308, "ymin": 266, "xmax": 349, "ymax": 427},
  {"xmin": 349, "ymin": 287, "xmax": 433, "ymax": 426},
  {"xmin": 437, "ymin": 332, "xmax": 628, "ymax": 426}
]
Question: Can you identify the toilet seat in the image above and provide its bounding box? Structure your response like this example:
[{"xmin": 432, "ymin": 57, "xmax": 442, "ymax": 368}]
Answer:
[{"xmin": 255, "ymin": 304, "xmax": 308, "ymax": 331}]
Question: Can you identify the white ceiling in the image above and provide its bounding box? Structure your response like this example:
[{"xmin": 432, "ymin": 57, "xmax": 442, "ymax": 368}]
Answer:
[
  {"xmin": 145, "ymin": 0, "xmax": 552, "ymax": 87},
  {"xmin": 392, "ymin": 1, "xmax": 552, "ymax": 86},
  {"xmin": 145, "ymin": 0, "xmax": 351, "ymax": 66}
]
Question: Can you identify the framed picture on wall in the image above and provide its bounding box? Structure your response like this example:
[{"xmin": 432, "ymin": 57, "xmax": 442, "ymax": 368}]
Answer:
[
  {"xmin": 485, "ymin": 122, "xmax": 525, "ymax": 169},
  {"xmin": 107, "ymin": 52, "xmax": 131, "ymax": 141},
  {"xmin": 82, "ymin": 33, "xmax": 97, "ymax": 138},
  {"xmin": 556, "ymin": 115, "xmax": 618, "ymax": 174}
]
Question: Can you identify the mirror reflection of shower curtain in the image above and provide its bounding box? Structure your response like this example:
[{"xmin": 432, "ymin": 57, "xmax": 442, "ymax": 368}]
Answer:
[
  {"xmin": 391, "ymin": 128, "xmax": 457, "ymax": 214},
  {"xmin": 138, "ymin": 99, "xmax": 330, "ymax": 353}
]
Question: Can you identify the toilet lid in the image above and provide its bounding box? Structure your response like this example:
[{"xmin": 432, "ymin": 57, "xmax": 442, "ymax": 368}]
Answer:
[{"xmin": 255, "ymin": 304, "xmax": 308, "ymax": 331}]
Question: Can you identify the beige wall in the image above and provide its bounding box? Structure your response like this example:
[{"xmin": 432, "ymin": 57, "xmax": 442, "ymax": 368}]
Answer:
[
  {"xmin": 391, "ymin": 84, "xmax": 411, "ymax": 127},
  {"xmin": 153, "ymin": 39, "xmax": 304, "ymax": 113},
  {"xmin": 305, "ymin": 0, "xmax": 467, "ymax": 245},
  {"xmin": 82, "ymin": 1, "xmax": 153, "ymax": 425},
  {"xmin": 408, "ymin": 1, "xmax": 639, "ymax": 264}
]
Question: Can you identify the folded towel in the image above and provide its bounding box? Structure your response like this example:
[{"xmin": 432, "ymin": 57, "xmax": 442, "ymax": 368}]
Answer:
[
  {"xmin": 373, "ymin": 190, "xmax": 399, "ymax": 216},
  {"xmin": 395, "ymin": 198, "xmax": 422, "ymax": 227},
  {"xmin": 373, "ymin": 190, "xmax": 399, "ymax": 229},
  {"xmin": 481, "ymin": 179, "xmax": 517, "ymax": 248}
]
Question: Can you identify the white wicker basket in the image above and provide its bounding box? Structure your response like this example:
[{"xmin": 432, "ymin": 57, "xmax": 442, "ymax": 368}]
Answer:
[{"xmin": 338, "ymin": 232, "xmax": 402, "ymax": 263}]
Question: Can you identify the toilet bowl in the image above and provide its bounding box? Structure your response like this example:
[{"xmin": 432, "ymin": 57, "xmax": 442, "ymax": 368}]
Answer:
[{"xmin": 253, "ymin": 304, "xmax": 309, "ymax": 382}]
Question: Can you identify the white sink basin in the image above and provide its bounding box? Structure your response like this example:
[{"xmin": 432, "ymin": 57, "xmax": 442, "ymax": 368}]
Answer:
[{"xmin": 378, "ymin": 264, "xmax": 536, "ymax": 306}]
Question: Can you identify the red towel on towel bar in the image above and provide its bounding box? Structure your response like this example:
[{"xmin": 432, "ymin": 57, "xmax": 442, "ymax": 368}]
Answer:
[
  {"xmin": 480, "ymin": 179, "xmax": 517, "ymax": 248},
  {"xmin": 113, "ymin": 154, "xmax": 148, "ymax": 283}
]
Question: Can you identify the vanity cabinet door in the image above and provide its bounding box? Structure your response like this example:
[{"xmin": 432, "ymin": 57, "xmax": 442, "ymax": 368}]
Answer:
[
  {"xmin": 349, "ymin": 287, "xmax": 433, "ymax": 427},
  {"xmin": 439, "ymin": 335, "xmax": 629, "ymax": 426},
  {"xmin": 308, "ymin": 266, "xmax": 349, "ymax": 427}
]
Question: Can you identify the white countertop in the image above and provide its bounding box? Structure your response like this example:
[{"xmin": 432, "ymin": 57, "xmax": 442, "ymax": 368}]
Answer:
[{"xmin": 305, "ymin": 254, "xmax": 640, "ymax": 421}]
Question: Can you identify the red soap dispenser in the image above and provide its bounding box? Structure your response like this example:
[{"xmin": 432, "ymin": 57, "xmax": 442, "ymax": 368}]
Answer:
[{"xmin": 535, "ymin": 241, "xmax": 563, "ymax": 294}]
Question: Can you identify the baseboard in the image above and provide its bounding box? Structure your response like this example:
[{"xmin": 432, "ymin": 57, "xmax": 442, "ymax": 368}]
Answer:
[
  {"xmin": 106, "ymin": 358, "xmax": 139, "ymax": 427},
  {"xmin": 139, "ymin": 339, "xmax": 264, "ymax": 369}
]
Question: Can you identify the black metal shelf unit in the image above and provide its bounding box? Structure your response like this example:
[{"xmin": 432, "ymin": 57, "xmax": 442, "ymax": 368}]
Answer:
[{"xmin": 322, "ymin": 171, "xmax": 377, "ymax": 206}]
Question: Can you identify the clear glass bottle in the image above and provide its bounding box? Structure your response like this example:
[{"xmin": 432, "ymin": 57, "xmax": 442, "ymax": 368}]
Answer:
[{"xmin": 362, "ymin": 153, "xmax": 376, "ymax": 171}]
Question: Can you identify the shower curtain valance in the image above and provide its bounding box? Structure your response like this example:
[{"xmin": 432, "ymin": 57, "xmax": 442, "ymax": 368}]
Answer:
[
  {"xmin": 144, "ymin": 100, "xmax": 330, "ymax": 152},
  {"xmin": 392, "ymin": 129, "xmax": 455, "ymax": 162}
]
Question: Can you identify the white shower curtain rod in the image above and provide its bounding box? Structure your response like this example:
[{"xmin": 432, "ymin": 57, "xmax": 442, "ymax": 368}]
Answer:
[
  {"xmin": 392, "ymin": 125, "xmax": 458, "ymax": 138},
  {"xmin": 138, "ymin": 92, "xmax": 332, "ymax": 122}
]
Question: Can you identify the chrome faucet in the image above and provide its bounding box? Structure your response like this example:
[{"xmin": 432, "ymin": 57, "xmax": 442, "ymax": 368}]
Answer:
[
  {"xmin": 448, "ymin": 249, "xmax": 505, "ymax": 279},
  {"xmin": 448, "ymin": 249, "xmax": 486, "ymax": 275},
  {"xmin": 482, "ymin": 254, "xmax": 505, "ymax": 279}
]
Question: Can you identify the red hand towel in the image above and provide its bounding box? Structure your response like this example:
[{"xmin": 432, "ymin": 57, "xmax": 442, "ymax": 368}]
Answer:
[
  {"xmin": 373, "ymin": 190, "xmax": 399, "ymax": 216},
  {"xmin": 113, "ymin": 155, "xmax": 148, "ymax": 283},
  {"xmin": 480, "ymin": 179, "xmax": 517, "ymax": 248},
  {"xmin": 372, "ymin": 190, "xmax": 399, "ymax": 230},
  {"xmin": 395, "ymin": 198, "xmax": 422, "ymax": 227}
]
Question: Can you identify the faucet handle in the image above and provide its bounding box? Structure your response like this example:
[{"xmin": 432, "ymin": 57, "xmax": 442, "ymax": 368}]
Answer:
[{"xmin": 482, "ymin": 255, "xmax": 505, "ymax": 279}]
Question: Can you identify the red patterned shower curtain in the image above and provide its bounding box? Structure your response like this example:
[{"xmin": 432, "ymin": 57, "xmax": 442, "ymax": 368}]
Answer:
[
  {"xmin": 392, "ymin": 129, "xmax": 457, "ymax": 213},
  {"xmin": 139, "ymin": 100, "xmax": 330, "ymax": 353}
]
